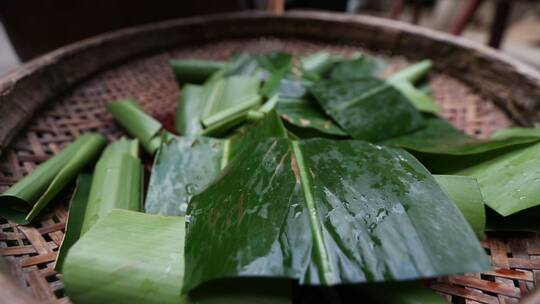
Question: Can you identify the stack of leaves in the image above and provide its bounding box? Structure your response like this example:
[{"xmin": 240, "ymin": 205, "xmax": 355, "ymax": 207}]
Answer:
[{"xmin": 3, "ymin": 50, "xmax": 539, "ymax": 303}]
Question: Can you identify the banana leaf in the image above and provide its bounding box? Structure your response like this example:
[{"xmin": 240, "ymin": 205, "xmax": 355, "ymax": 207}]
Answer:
[
  {"xmin": 300, "ymin": 52, "xmax": 338, "ymax": 80},
  {"xmin": 63, "ymin": 209, "xmax": 291, "ymax": 304},
  {"xmin": 434, "ymin": 175, "xmax": 486, "ymax": 239},
  {"xmin": 183, "ymin": 138, "xmax": 489, "ymax": 292},
  {"xmin": 0, "ymin": 133, "xmax": 105, "ymax": 224},
  {"xmin": 456, "ymin": 141, "xmax": 540, "ymax": 216},
  {"xmin": 276, "ymin": 98, "xmax": 347, "ymax": 137},
  {"xmin": 309, "ymin": 78, "xmax": 426, "ymax": 141},
  {"xmin": 170, "ymin": 59, "xmax": 227, "ymax": 84},
  {"xmin": 354, "ymin": 282, "xmax": 446, "ymax": 304},
  {"xmin": 55, "ymin": 173, "xmax": 93, "ymax": 272},
  {"xmin": 491, "ymin": 127, "xmax": 540, "ymax": 140},
  {"xmin": 107, "ymin": 100, "xmax": 163, "ymax": 154},
  {"xmin": 79, "ymin": 138, "xmax": 143, "ymax": 234},
  {"xmin": 328, "ymin": 55, "xmax": 386, "ymax": 81},
  {"xmin": 145, "ymin": 111, "xmax": 288, "ymax": 216},
  {"xmin": 63, "ymin": 209, "xmax": 187, "ymax": 304},
  {"xmin": 176, "ymin": 84, "xmax": 206, "ymax": 135}
]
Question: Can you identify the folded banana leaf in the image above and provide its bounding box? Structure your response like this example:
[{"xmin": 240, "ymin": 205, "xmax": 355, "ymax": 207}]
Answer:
[
  {"xmin": 176, "ymin": 84, "xmax": 206, "ymax": 135},
  {"xmin": 434, "ymin": 175, "xmax": 486, "ymax": 239},
  {"xmin": 276, "ymin": 98, "xmax": 347, "ymax": 137},
  {"xmin": 310, "ymin": 78, "xmax": 426, "ymax": 141},
  {"xmin": 55, "ymin": 173, "xmax": 93, "ymax": 272},
  {"xmin": 79, "ymin": 138, "xmax": 143, "ymax": 234},
  {"xmin": 354, "ymin": 282, "xmax": 446, "ymax": 304},
  {"xmin": 456, "ymin": 141, "xmax": 540, "ymax": 216},
  {"xmin": 170, "ymin": 59, "xmax": 227, "ymax": 84},
  {"xmin": 107, "ymin": 100, "xmax": 163, "ymax": 154},
  {"xmin": 328, "ymin": 55, "xmax": 386, "ymax": 81},
  {"xmin": 146, "ymin": 110, "xmax": 288, "ymax": 216},
  {"xmin": 63, "ymin": 209, "xmax": 187, "ymax": 304},
  {"xmin": 0, "ymin": 133, "xmax": 105, "ymax": 224},
  {"xmin": 183, "ymin": 138, "xmax": 489, "ymax": 292}
]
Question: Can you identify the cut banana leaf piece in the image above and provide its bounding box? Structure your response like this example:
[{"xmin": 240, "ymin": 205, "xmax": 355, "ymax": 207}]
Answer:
[
  {"xmin": 355, "ymin": 281, "xmax": 447, "ymax": 304},
  {"xmin": 491, "ymin": 127, "xmax": 540, "ymax": 140},
  {"xmin": 328, "ymin": 55, "xmax": 386, "ymax": 81},
  {"xmin": 170, "ymin": 59, "xmax": 227, "ymax": 84},
  {"xmin": 55, "ymin": 173, "xmax": 93, "ymax": 272},
  {"xmin": 79, "ymin": 138, "xmax": 143, "ymax": 235},
  {"xmin": 184, "ymin": 138, "xmax": 489, "ymax": 292},
  {"xmin": 310, "ymin": 78, "xmax": 425, "ymax": 141},
  {"xmin": 176, "ymin": 84, "xmax": 206, "ymax": 135},
  {"xmin": 457, "ymin": 142, "xmax": 540, "ymax": 216},
  {"xmin": 107, "ymin": 100, "xmax": 163, "ymax": 154},
  {"xmin": 0, "ymin": 134, "xmax": 105, "ymax": 224},
  {"xmin": 276, "ymin": 98, "xmax": 348, "ymax": 137},
  {"xmin": 300, "ymin": 52, "xmax": 338, "ymax": 79},
  {"xmin": 146, "ymin": 111, "xmax": 288, "ymax": 216},
  {"xmin": 63, "ymin": 209, "xmax": 187, "ymax": 304},
  {"xmin": 391, "ymin": 81, "xmax": 440, "ymax": 114},
  {"xmin": 434, "ymin": 175, "xmax": 486, "ymax": 239}
]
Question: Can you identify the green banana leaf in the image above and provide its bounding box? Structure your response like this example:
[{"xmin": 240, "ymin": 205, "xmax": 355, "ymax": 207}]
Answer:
[
  {"xmin": 491, "ymin": 127, "xmax": 540, "ymax": 140},
  {"xmin": 386, "ymin": 60, "xmax": 432, "ymax": 84},
  {"xmin": 309, "ymin": 78, "xmax": 426, "ymax": 141},
  {"xmin": 434, "ymin": 175, "xmax": 486, "ymax": 239},
  {"xmin": 170, "ymin": 59, "xmax": 227, "ymax": 84},
  {"xmin": 355, "ymin": 282, "xmax": 447, "ymax": 304},
  {"xmin": 55, "ymin": 173, "xmax": 93, "ymax": 272},
  {"xmin": 0, "ymin": 133, "xmax": 105, "ymax": 224},
  {"xmin": 457, "ymin": 141, "xmax": 540, "ymax": 216},
  {"xmin": 64, "ymin": 209, "xmax": 291, "ymax": 304},
  {"xmin": 176, "ymin": 84, "xmax": 206, "ymax": 135},
  {"xmin": 79, "ymin": 138, "xmax": 143, "ymax": 234},
  {"xmin": 328, "ymin": 55, "xmax": 386, "ymax": 81},
  {"xmin": 390, "ymin": 81, "xmax": 439, "ymax": 114},
  {"xmin": 146, "ymin": 111, "xmax": 288, "ymax": 216},
  {"xmin": 183, "ymin": 138, "xmax": 489, "ymax": 292},
  {"xmin": 276, "ymin": 98, "xmax": 347, "ymax": 137},
  {"xmin": 300, "ymin": 52, "xmax": 338, "ymax": 80},
  {"xmin": 107, "ymin": 100, "xmax": 163, "ymax": 154},
  {"xmin": 63, "ymin": 209, "xmax": 187, "ymax": 304}
]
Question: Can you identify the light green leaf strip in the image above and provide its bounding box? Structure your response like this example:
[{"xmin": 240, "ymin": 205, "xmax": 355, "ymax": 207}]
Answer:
[
  {"xmin": 55, "ymin": 173, "xmax": 93, "ymax": 272},
  {"xmin": 63, "ymin": 209, "xmax": 188, "ymax": 304},
  {"xmin": 170, "ymin": 59, "xmax": 227, "ymax": 84},
  {"xmin": 491, "ymin": 127, "xmax": 540, "ymax": 140},
  {"xmin": 79, "ymin": 138, "xmax": 143, "ymax": 235},
  {"xmin": 291, "ymin": 141, "xmax": 337, "ymax": 285},
  {"xmin": 0, "ymin": 133, "xmax": 106, "ymax": 224},
  {"xmin": 387, "ymin": 60, "xmax": 433, "ymax": 84},
  {"xmin": 107, "ymin": 100, "xmax": 163, "ymax": 154},
  {"xmin": 434, "ymin": 175, "xmax": 486, "ymax": 239},
  {"xmin": 457, "ymin": 141, "xmax": 540, "ymax": 216}
]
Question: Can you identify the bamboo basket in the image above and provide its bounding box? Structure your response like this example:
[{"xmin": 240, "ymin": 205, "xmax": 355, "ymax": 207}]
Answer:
[{"xmin": 0, "ymin": 11, "xmax": 539, "ymax": 304}]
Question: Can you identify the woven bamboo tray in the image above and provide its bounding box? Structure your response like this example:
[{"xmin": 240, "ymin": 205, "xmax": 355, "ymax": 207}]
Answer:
[{"xmin": 1, "ymin": 11, "xmax": 540, "ymax": 304}]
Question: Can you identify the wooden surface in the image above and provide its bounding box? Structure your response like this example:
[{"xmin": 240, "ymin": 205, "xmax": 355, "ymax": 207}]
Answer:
[{"xmin": 0, "ymin": 11, "xmax": 539, "ymax": 303}]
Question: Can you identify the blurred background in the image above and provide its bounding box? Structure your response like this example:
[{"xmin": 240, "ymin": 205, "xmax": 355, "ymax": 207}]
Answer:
[{"xmin": 0, "ymin": 0, "xmax": 539, "ymax": 75}]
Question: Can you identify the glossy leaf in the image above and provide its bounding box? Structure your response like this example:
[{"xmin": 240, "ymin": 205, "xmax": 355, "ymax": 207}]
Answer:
[
  {"xmin": 457, "ymin": 142, "xmax": 540, "ymax": 216},
  {"xmin": 434, "ymin": 175, "xmax": 486, "ymax": 239},
  {"xmin": 310, "ymin": 78, "xmax": 425, "ymax": 141},
  {"xmin": 328, "ymin": 55, "xmax": 386, "ymax": 81},
  {"xmin": 55, "ymin": 173, "xmax": 93, "ymax": 272},
  {"xmin": 276, "ymin": 98, "xmax": 347, "ymax": 137},
  {"xmin": 170, "ymin": 59, "xmax": 227, "ymax": 84},
  {"xmin": 146, "ymin": 111, "xmax": 288, "ymax": 216},
  {"xmin": 107, "ymin": 100, "xmax": 163, "ymax": 154},
  {"xmin": 79, "ymin": 138, "xmax": 143, "ymax": 234},
  {"xmin": 0, "ymin": 134, "xmax": 105, "ymax": 224},
  {"xmin": 184, "ymin": 138, "xmax": 489, "ymax": 292}
]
